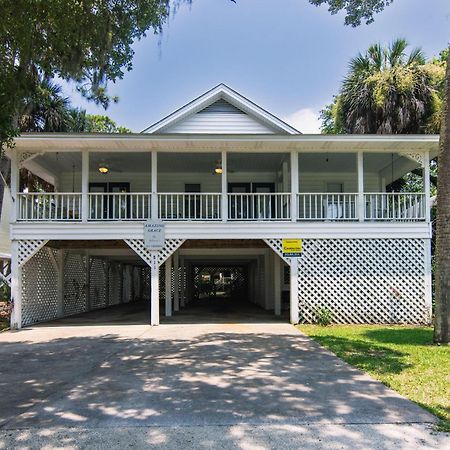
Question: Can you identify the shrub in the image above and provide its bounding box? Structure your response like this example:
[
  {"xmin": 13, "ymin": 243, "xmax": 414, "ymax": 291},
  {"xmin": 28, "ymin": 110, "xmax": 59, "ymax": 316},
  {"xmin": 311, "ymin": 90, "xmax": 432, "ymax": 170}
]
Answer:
[{"xmin": 314, "ymin": 307, "xmax": 333, "ymax": 326}]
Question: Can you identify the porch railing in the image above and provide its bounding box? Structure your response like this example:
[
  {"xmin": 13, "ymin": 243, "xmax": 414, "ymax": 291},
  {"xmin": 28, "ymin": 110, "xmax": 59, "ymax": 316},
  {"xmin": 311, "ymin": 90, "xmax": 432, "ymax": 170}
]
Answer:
[
  {"xmin": 17, "ymin": 193, "xmax": 82, "ymax": 221},
  {"xmin": 88, "ymin": 193, "xmax": 151, "ymax": 221},
  {"xmin": 364, "ymin": 193, "xmax": 426, "ymax": 221},
  {"xmin": 15, "ymin": 191, "xmax": 427, "ymax": 222},
  {"xmin": 158, "ymin": 193, "xmax": 222, "ymax": 221},
  {"xmin": 297, "ymin": 193, "xmax": 358, "ymax": 221},
  {"xmin": 228, "ymin": 193, "xmax": 291, "ymax": 221}
]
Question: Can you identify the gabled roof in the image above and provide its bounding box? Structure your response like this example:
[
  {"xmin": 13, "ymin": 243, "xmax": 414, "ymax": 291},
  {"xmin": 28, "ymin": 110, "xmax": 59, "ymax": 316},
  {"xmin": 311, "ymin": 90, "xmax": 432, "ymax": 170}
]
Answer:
[{"xmin": 142, "ymin": 84, "xmax": 300, "ymax": 135}]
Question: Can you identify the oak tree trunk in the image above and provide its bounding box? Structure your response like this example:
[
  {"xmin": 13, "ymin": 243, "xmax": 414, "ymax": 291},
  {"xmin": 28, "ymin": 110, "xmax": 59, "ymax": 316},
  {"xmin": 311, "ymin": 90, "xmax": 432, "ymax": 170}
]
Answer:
[{"xmin": 434, "ymin": 47, "xmax": 450, "ymax": 343}]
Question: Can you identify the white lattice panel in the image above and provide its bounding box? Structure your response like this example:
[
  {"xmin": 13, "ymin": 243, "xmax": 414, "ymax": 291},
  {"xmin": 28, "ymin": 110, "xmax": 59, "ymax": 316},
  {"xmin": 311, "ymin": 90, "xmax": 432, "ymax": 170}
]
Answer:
[
  {"xmin": 263, "ymin": 239, "xmax": 291, "ymax": 265},
  {"xmin": 142, "ymin": 267, "xmax": 151, "ymax": 301},
  {"xmin": 125, "ymin": 239, "xmax": 185, "ymax": 267},
  {"xmin": 297, "ymin": 239, "xmax": 428, "ymax": 324},
  {"xmin": 123, "ymin": 265, "xmax": 133, "ymax": 303},
  {"xmin": 22, "ymin": 247, "xmax": 59, "ymax": 326},
  {"xmin": 108, "ymin": 263, "xmax": 122, "ymax": 306},
  {"xmin": 18, "ymin": 240, "xmax": 48, "ymax": 267},
  {"xmin": 89, "ymin": 258, "xmax": 107, "ymax": 309},
  {"xmin": 64, "ymin": 252, "xmax": 87, "ymax": 316}
]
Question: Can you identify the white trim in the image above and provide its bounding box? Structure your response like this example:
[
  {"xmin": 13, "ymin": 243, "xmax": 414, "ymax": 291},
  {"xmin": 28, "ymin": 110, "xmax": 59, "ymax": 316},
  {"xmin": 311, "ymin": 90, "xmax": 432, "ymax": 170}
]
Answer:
[
  {"xmin": 142, "ymin": 84, "xmax": 300, "ymax": 135},
  {"xmin": 11, "ymin": 221, "xmax": 433, "ymax": 240},
  {"xmin": 290, "ymin": 151, "xmax": 298, "ymax": 222},
  {"xmin": 81, "ymin": 151, "xmax": 89, "ymax": 222},
  {"xmin": 357, "ymin": 151, "xmax": 364, "ymax": 222},
  {"xmin": 221, "ymin": 150, "xmax": 228, "ymax": 222},
  {"xmin": 290, "ymin": 258, "xmax": 299, "ymax": 324},
  {"xmin": 423, "ymin": 151, "xmax": 431, "ymax": 223},
  {"xmin": 165, "ymin": 255, "xmax": 172, "ymax": 317}
]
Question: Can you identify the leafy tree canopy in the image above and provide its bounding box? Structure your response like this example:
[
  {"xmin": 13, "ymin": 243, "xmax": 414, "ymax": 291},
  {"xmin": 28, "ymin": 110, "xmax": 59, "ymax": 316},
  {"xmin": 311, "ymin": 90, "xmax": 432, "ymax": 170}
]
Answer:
[
  {"xmin": 0, "ymin": 0, "xmax": 180, "ymax": 148},
  {"xmin": 308, "ymin": 0, "xmax": 393, "ymax": 26},
  {"xmin": 320, "ymin": 40, "xmax": 446, "ymax": 135}
]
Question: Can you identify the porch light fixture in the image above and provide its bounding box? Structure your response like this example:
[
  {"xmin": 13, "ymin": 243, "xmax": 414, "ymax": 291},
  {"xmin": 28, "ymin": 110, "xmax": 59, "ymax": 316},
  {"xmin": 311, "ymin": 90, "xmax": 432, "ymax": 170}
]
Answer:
[
  {"xmin": 98, "ymin": 164, "xmax": 109, "ymax": 174},
  {"xmin": 214, "ymin": 161, "xmax": 223, "ymax": 175}
]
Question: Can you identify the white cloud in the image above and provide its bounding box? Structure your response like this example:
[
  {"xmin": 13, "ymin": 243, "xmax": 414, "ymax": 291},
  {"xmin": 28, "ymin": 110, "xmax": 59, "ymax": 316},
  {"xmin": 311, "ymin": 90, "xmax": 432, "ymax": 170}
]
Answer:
[{"xmin": 284, "ymin": 108, "xmax": 321, "ymax": 134}]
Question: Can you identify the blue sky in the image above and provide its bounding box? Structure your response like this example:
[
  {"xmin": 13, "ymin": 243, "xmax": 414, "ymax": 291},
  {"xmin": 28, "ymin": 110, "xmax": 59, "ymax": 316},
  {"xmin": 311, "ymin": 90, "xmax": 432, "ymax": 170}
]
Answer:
[{"xmin": 64, "ymin": 0, "xmax": 450, "ymax": 133}]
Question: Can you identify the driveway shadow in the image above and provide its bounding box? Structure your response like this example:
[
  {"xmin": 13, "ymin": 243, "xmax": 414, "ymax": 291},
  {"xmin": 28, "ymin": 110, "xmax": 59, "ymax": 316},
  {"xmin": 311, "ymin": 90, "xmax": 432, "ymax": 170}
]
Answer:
[{"xmin": 0, "ymin": 326, "xmax": 435, "ymax": 448}]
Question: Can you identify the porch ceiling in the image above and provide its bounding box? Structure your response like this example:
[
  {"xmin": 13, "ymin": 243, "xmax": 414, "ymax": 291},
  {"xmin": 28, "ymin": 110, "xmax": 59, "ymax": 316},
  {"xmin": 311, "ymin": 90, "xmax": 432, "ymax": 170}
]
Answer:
[{"xmin": 10, "ymin": 133, "xmax": 439, "ymax": 157}]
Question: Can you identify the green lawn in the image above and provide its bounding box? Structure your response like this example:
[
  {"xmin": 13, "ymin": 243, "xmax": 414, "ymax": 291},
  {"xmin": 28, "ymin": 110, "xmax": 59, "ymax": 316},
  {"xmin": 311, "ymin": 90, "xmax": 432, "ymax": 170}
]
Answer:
[{"xmin": 298, "ymin": 325, "xmax": 450, "ymax": 430}]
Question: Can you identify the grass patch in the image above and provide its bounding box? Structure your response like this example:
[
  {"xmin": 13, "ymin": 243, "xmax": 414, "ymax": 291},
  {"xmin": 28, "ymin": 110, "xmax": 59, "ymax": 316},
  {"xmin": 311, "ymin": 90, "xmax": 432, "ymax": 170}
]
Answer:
[{"xmin": 298, "ymin": 325, "xmax": 450, "ymax": 430}]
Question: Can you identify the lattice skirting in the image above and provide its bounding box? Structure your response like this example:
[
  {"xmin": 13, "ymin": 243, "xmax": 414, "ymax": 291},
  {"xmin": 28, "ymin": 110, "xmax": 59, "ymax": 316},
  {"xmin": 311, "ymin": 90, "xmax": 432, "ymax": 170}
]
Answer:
[
  {"xmin": 21, "ymin": 247, "xmax": 155, "ymax": 326},
  {"xmin": 296, "ymin": 239, "xmax": 429, "ymax": 324}
]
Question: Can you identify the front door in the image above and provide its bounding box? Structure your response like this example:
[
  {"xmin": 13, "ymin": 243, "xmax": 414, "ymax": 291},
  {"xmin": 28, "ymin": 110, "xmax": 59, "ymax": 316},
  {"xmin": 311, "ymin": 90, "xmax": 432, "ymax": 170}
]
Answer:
[
  {"xmin": 252, "ymin": 183, "xmax": 275, "ymax": 219},
  {"xmin": 228, "ymin": 183, "xmax": 251, "ymax": 219},
  {"xmin": 89, "ymin": 182, "xmax": 130, "ymax": 219}
]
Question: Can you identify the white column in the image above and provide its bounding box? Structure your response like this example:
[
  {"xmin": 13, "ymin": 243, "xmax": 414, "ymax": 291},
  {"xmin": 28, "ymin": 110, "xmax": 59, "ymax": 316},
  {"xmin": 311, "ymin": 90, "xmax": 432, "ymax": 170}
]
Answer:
[
  {"xmin": 10, "ymin": 241, "xmax": 22, "ymax": 329},
  {"xmin": 151, "ymin": 152, "xmax": 158, "ymax": 220},
  {"xmin": 424, "ymin": 238, "xmax": 432, "ymax": 323},
  {"xmin": 423, "ymin": 151, "xmax": 431, "ymax": 223},
  {"xmin": 274, "ymin": 254, "xmax": 281, "ymax": 316},
  {"xmin": 289, "ymin": 258, "xmax": 299, "ymax": 324},
  {"xmin": 10, "ymin": 151, "xmax": 18, "ymax": 223},
  {"xmin": 173, "ymin": 252, "xmax": 180, "ymax": 311},
  {"xmin": 165, "ymin": 255, "xmax": 172, "ymax": 317},
  {"xmin": 85, "ymin": 251, "xmax": 91, "ymax": 311},
  {"xmin": 57, "ymin": 250, "xmax": 64, "ymax": 317},
  {"xmin": 150, "ymin": 252, "xmax": 159, "ymax": 325},
  {"xmin": 221, "ymin": 150, "xmax": 228, "ymax": 222},
  {"xmin": 81, "ymin": 150, "xmax": 89, "ymax": 222},
  {"xmin": 290, "ymin": 151, "xmax": 298, "ymax": 222},
  {"xmin": 180, "ymin": 256, "xmax": 185, "ymax": 307},
  {"xmin": 264, "ymin": 251, "xmax": 271, "ymax": 310},
  {"xmin": 357, "ymin": 151, "xmax": 364, "ymax": 222}
]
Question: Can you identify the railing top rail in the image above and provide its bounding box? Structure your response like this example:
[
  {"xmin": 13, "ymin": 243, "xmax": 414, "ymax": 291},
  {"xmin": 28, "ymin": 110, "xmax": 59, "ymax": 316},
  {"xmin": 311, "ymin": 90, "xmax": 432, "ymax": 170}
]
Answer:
[
  {"xmin": 18, "ymin": 192, "xmax": 81, "ymax": 195},
  {"xmin": 88, "ymin": 192, "xmax": 151, "ymax": 195},
  {"xmin": 158, "ymin": 192, "xmax": 221, "ymax": 195},
  {"xmin": 364, "ymin": 192, "xmax": 425, "ymax": 195},
  {"xmin": 298, "ymin": 192, "xmax": 358, "ymax": 195},
  {"xmin": 228, "ymin": 192, "xmax": 290, "ymax": 196}
]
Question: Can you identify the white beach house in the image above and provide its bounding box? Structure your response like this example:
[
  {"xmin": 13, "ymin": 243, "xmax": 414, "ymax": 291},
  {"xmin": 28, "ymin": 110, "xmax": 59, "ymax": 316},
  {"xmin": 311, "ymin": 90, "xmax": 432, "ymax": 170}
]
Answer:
[{"xmin": 6, "ymin": 84, "xmax": 438, "ymax": 328}]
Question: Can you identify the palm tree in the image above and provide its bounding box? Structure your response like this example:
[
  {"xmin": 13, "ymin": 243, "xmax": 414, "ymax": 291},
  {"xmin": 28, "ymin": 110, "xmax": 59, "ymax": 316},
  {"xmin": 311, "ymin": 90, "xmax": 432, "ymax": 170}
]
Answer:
[
  {"xmin": 340, "ymin": 39, "xmax": 438, "ymax": 134},
  {"xmin": 18, "ymin": 77, "xmax": 72, "ymax": 132},
  {"xmin": 434, "ymin": 49, "xmax": 450, "ymax": 343}
]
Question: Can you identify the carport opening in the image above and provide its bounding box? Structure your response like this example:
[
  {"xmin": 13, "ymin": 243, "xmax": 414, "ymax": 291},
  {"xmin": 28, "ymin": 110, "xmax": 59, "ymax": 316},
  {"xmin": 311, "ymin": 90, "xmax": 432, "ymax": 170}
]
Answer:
[{"xmin": 22, "ymin": 239, "xmax": 290, "ymax": 327}]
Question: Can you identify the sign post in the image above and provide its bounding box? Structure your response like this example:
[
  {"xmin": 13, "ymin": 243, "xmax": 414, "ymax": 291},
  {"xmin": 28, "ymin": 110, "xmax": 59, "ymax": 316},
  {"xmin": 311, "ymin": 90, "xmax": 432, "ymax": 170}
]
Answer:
[
  {"xmin": 144, "ymin": 221, "xmax": 165, "ymax": 326},
  {"xmin": 282, "ymin": 238, "xmax": 302, "ymax": 324}
]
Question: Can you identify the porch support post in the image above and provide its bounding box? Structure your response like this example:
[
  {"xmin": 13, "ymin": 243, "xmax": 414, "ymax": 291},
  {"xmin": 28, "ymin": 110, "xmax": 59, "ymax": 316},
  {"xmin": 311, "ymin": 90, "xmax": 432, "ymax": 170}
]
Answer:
[
  {"xmin": 290, "ymin": 150, "xmax": 298, "ymax": 222},
  {"xmin": 10, "ymin": 151, "xmax": 18, "ymax": 223},
  {"xmin": 173, "ymin": 251, "xmax": 180, "ymax": 311},
  {"xmin": 57, "ymin": 250, "xmax": 64, "ymax": 317},
  {"xmin": 180, "ymin": 256, "xmax": 185, "ymax": 307},
  {"xmin": 165, "ymin": 255, "xmax": 172, "ymax": 317},
  {"xmin": 357, "ymin": 151, "xmax": 364, "ymax": 222},
  {"xmin": 424, "ymin": 238, "xmax": 433, "ymax": 323},
  {"xmin": 85, "ymin": 251, "xmax": 91, "ymax": 311},
  {"xmin": 150, "ymin": 252, "xmax": 159, "ymax": 325},
  {"xmin": 81, "ymin": 150, "xmax": 89, "ymax": 222},
  {"xmin": 274, "ymin": 254, "xmax": 281, "ymax": 316},
  {"xmin": 221, "ymin": 150, "xmax": 228, "ymax": 222},
  {"xmin": 10, "ymin": 241, "xmax": 22, "ymax": 329},
  {"xmin": 264, "ymin": 250, "xmax": 271, "ymax": 310},
  {"xmin": 289, "ymin": 258, "xmax": 299, "ymax": 324},
  {"xmin": 151, "ymin": 152, "xmax": 158, "ymax": 220},
  {"xmin": 423, "ymin": 150, "xmax": 431, "ymax": 223}
]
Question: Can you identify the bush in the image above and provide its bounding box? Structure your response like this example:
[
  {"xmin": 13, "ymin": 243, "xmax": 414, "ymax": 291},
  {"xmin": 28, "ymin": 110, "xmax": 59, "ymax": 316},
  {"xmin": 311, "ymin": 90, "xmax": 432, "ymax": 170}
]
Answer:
[{"xmin": 314, "ymin": 307, "xmax": 333, "ymax": 326}]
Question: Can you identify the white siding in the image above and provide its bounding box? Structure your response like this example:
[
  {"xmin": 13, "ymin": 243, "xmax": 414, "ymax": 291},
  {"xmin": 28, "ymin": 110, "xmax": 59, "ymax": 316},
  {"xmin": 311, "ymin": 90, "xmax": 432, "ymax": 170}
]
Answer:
[{"xmin": 160, "ymin": 100, "xmax": 277, "ymax": 134}]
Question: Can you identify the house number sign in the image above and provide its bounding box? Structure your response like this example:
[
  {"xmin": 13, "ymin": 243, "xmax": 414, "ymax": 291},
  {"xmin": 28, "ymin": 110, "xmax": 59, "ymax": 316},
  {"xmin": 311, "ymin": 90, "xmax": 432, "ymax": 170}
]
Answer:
[
  {"xmin": 143, "ymin": 221, "xmax": 165, "ymax": 250},
  {"xmin": 282, "ymin": 239, "xmax": 303, "ymax": 257}
]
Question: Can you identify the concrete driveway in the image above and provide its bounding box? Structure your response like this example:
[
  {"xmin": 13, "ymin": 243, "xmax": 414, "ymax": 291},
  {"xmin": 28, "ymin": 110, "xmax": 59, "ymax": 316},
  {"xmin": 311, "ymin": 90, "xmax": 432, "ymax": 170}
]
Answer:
[{"xmin": 0, "ymin": 321, "xmax": 447, "ymax": 449}]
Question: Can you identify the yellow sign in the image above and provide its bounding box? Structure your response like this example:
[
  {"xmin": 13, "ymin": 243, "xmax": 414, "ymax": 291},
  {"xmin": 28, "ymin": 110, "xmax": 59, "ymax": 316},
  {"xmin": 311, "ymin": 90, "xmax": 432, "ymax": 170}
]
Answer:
[{"xmin": 282, "ymin": 239, "xmax": 303, "ymax": 256}]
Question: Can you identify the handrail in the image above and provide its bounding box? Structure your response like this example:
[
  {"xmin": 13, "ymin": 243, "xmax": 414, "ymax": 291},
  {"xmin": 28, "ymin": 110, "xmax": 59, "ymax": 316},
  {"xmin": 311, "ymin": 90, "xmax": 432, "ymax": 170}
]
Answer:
[
  {"xmin": 17, "ymin": 192, "xmax": 82, "ymax": 221},
  {"xmin": 88, "ymin": 192, "xmax": 151, "ymax": 221},
  {"xmin": 297, "ymin": 193, "xmax": 358, "ymax": 221},
  {"xmin": 158, "ymin": 193, "xmax": 221, "ymax": 221},
  {"xmin": 228, "ymin": 193, "xmax": 291, "ymax": 221},
  {"xmin": 364, "ymin": 192, "xmax": 425, "ymax": 221}
]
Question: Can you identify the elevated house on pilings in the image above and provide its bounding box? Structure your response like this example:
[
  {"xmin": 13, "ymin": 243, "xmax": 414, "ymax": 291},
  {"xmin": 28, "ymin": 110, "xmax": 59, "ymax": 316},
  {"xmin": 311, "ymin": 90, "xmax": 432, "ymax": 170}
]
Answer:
[{"xmin": 6, "ymin": 84, "xmax": 438, "ymax": 328}]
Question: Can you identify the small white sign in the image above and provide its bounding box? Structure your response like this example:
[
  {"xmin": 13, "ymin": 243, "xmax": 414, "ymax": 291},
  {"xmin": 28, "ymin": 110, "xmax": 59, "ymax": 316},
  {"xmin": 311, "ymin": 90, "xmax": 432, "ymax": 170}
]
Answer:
[{"xmin": 143, "ymin": 221, "xmax": 165, "ymax": 250}]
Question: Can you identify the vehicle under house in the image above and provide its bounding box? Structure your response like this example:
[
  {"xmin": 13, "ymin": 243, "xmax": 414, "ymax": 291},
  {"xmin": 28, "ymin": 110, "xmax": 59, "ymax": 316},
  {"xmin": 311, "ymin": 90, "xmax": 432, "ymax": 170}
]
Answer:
[{"xmin": 6, "ymin": 84, "xmax": 438, "ymax": 328}]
